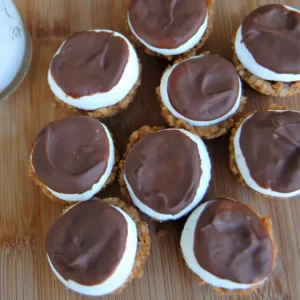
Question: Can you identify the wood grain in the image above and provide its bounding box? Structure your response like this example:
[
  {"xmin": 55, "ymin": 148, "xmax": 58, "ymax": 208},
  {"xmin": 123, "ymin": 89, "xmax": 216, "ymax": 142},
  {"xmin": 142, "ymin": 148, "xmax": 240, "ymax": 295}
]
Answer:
[{"xmin": 0, "ymin": 0, "xmax": 299, "ymax": 299}]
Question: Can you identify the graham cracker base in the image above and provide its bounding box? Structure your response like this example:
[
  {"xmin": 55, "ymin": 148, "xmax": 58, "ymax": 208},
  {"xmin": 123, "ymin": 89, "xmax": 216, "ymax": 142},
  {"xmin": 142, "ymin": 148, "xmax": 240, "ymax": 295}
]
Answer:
[
  {"xmin": 60, "ymin": 197, "xmax": 151, "ymax": 296},
  {"xmin": 53, "ymin": 62, "xmax": 142, "ymax": 119},
  {"xmin": 29, "ymin": 149, "xmax": 119, "ymax": 203},
  {"xmin": 229, "ymin": 104, "xmax": 290, "ymax": 198},
  {"xmin": 180, "ymin": 196, "xmax": 278, "ymax": 295},
  {"xmin": 119, "ymin": 126, "xmax": 164, "ymax": 203},
  {"xmin": 126, "ymin": 0, "xmax": 215, "ymax": 61},
  {"xmin": 233, "ymin": 51, "xmax": 300, "ymax": 97},
  {"xmin": 156, "ymin": 56, "xmax": 247, "ymax": 138}
]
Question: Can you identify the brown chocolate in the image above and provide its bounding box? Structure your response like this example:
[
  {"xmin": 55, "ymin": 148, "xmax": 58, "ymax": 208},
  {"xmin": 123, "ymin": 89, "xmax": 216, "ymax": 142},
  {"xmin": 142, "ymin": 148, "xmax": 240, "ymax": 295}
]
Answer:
[
  {"xmin": 50, "ymin": 31, "xmax": 129, "ymax": 98},
  {"xmin": 46, "ymin": 200, "xmax": 128, "ymax": 285},
  {"xmin": 31, "ymin": 116, "xmax": 111, "ymax": 194},
  {"xmin": 167, "ymin": 55, "xmax": 240, "ymax": 121},
  {"xmin": 128, "ymin": 0, "xmax": 208, "ymax": 49},
  {"xmin": 239, "ymin": 111, "xmax": 300, "ymax": 194},
  {"xmin": 241, "ymin": 4, "xmax": 300, "ymax": 74},
  {"xmin": 194, "ymin": 198, "xmax": 274, "ymax": 284},
  {"xmin": 125, "ymin": 130, "xmax": 201, "ymax": 215}
]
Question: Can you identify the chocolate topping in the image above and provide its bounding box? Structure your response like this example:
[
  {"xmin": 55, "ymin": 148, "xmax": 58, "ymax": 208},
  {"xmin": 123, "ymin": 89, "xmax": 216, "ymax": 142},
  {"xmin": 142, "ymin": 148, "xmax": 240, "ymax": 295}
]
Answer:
[
  {"xmin": 125, "ymin": 130, "xmax": 201, "ymax": 215},
  {"xmin": 167, "ymin": 55, "xmax": 240, "ymax": 121},
  {"xmin": 241, "ymin": 4, "xmax": 300, "ymax": 74},
  {"xmin": 239, "ymin": 111, "xmax": 300, "ymax": 194},
  {"xmin": 50, "ymin": 31, "xmax": 129, "ymax": 98},
  {"xmin": 128, "ymin": 0, "xmax": 208, "ymax": 49},
  {"xmin": 194, "ymin": 198, "xmax": 274, "ymax": 284},
  {"xmin": 31, "ymin": 116, "xmax": 111, "ymax": 194},
  {"xmin": 46, "ymin": 200, "xmax": 128, "ymax": 285}
]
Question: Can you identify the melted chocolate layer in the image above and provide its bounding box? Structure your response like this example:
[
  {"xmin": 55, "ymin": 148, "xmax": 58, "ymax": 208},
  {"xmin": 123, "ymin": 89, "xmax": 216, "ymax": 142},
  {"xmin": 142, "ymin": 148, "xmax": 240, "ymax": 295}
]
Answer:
[
  {"xmin": 31, "ymin": 116, "xmax": 111, "ymax": 194},
  {"xmin": 128, "ymin": 0, "xmax": 208, "ymax": 49},
  {"xmin": 241, "ymin": 4, "xmax": 300, "ymax": 74},
  {"xmin": 50, "ymin": 31, "xmax": 129, "ymax": 98},
  {"xmin": 46, "ymin": 200, "xmax": 128, "ymax": 285},
  {"xmin": 125, "ymin": 130, "xmax": 201, "ymax": 215},
  {"xmin": 168, "ymin": 55, "xmax": 240, "ymax": 121},
  {"xmin": 239, "ymin": 110, "xmax": 300, "ymax": 193},
  {"xmin": 194, "ymin": 198, "xmax": 274, "ymax": 283}
]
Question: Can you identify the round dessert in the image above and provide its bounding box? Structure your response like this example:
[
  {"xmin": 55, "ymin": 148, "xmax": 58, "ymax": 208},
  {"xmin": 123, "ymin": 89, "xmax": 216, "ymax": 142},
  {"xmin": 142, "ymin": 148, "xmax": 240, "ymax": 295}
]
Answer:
[
  {"xmin": 48, "ymin": 29, "xmax": 141, "ymax": 118},
  {"xmin": 157, "ymin": 54, "xmax": 246, "ymax": 139},
  {"xmin": 180, "ymin": 197, "xmax": 276, "ymax": 292},
  {"xmin": 127, "ymin": 0, "xmax": 215, "ymax": 60},
  {"xmin": 29, "ymin": 116, "xmax": 117, "ymax": 202},
  {"xmin": 46, "ymin": 198, "xmax": 150, "ymax": 296},
  {"xmin": 234, "ymin": 4, "xmax": 300, "ymax": 96},
  {"xmin": 119, "ymin": 126, "xmax": 211, "ymax": 221},
  {"xmin": 230, "ymin": 109, "xmax": 300, "ymax": 198}
]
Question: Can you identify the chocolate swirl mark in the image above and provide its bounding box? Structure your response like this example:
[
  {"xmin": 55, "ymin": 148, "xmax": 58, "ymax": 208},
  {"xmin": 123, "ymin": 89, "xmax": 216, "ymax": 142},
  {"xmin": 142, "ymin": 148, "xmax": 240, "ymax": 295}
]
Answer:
[
  {"xmin": 163, "ymin": 0, "xmax": 177, "ymax": 30},
  {"xmin": 75, "ymin": 32, "xmax": 113, "ymax": 71}
]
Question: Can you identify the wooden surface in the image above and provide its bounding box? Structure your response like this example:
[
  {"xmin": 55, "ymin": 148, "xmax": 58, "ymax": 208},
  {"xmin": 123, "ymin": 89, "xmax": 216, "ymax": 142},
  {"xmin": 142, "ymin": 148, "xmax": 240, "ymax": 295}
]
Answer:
[{"xmin": 0, "ymin": 0, "xmax": 299, "ymax": 299}]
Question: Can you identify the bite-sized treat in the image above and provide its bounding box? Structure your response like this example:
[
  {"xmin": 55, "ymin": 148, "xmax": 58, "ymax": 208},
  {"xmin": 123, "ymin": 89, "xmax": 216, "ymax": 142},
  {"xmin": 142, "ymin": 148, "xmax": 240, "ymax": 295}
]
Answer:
[
  {"xmin": 29, "ymin": 116, "xmax": 117, "ymax": 202},
  {"xmin": 157, "ymin": 54, "xmax": 247, "ymax": 139},
  {"xmin": 48, "ymin": 30, "xmax": 141, "ymax": 118},
  {"xmin": 234, "ymin": 4, "xmax": 300, "ymax": 96},
  {"xmin": 119, "ymin": 126, "xmax": 211, "ymax": 221},
  {"xmin": 181, "ymin": 197, "xmax": 277, "ymax": 293},
  {"xmin": 46, "ymin": 198, "xmax": 150, "ymax": 296},
  {"xmin": 127, "ymin": 0, "xmax": 215, "ymax": 60},
  {"xmin": 230, "ymin": 106, "xmax": 300, "ymax": 198}
]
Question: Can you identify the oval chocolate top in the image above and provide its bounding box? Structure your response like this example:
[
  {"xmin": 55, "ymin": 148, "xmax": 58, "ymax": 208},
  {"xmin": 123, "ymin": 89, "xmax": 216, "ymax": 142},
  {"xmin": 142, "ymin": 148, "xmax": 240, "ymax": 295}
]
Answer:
[
  {"xmin": 167, "ymin": 55, "xmax": 240, "ymax": 121},
  {"xmin": 239, "ymin": 111, "xmax": 300, "ymax": 194},
  {"xmin": 241, "ymin": 4, "xmax": 300, "ymax": 74},
  {"xmin": 194, "ymin": 198, "xmax": 274, "ymax": 283},
  {"xmin": 128, "ymin": 0, "xmax": 208, "ymax": 49},
  {"xmin": 31, "ymin": 116, "xmax": 110, "ymax": 194},
  {"xmin": 50, "ymin": 31, "xmax": 129, "ymax": 98},
  {"xmin": 125, "ymin": 130, "xmax": 201, "ymax": 215},
  {"xmin": 46, "ymin": 200, "xmax": 128, "ymax": 285}
]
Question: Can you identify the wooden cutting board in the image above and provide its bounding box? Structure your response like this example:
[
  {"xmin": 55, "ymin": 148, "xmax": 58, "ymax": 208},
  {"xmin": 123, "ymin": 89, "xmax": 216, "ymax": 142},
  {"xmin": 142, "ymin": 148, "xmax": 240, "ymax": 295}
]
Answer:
[{"xmin": 1, "ymin": 0, "xmax": 299, "ymax": 299}]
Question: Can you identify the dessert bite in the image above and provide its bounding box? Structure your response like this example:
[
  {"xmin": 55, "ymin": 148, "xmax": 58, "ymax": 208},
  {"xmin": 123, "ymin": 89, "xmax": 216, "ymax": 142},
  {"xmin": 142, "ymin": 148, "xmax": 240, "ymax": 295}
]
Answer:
[
  {"xmin": 46, "ymin": 198, "xmax": 150, "ymax": 296},
  {"xmin": 180, "ymin": 197, "xmax": 277, "ymax": 293},
  {"xmin": 127, "ymin": 0, "xmax": 215, "ymax": 60},
  {"xmin": 119, "ymin": 126, "xmax": 211, "ymax": 221},
  {"xmin": 234, "ymin": 4, "xmax": 300, "ymax": 96},
  {"xmin": 48, "ymin": 30, "xmax": 141, "ymax": 118},
  {"xmin": 30, "ymin": 116, "xmax": 117, "ymax": 202},
  {"xmin": 157, "ymin": 54, "xmax": 246, "ymax": 138},
  {"xmin": 230, "ymin": 106, "xmax": 300, "ymax": 198}
]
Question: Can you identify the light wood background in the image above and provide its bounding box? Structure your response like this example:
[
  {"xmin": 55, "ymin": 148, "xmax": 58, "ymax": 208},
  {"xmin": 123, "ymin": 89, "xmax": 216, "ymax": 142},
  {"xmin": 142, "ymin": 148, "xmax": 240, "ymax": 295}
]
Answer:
[{"xmin": 1, "ymin": 0, "xmax": 299, "ymax": 299}]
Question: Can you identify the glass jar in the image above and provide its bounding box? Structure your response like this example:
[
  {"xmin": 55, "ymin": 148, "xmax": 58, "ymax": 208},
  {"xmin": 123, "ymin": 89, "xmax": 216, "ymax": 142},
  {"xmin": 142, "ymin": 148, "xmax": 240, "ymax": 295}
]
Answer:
[{"xmin": 0, "ymin": 0, "xmax": 32, "ymax": 101}]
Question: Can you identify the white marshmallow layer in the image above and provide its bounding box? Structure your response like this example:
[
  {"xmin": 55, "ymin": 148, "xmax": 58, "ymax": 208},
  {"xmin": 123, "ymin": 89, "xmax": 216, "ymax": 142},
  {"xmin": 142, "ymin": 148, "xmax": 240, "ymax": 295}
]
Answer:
[
  {"xmin": 31, "ymin": 122, "xmax": 115, "ymax": 202},
  {"xmin": 47, "ymin": 204, "xmax": 138, "ymax": 296},
  {"xmin": 233, "ymin": 110, "xmax": 300, "ymax": 198},
  {"xmin": 127, "ymin": 12, "xmax": 208, "ymax": 56},
  {"xmin": 48, "ymin": 29, "xmax": 139, "ymax": 110},
  {"xmin": 234, "ymin": 6, "xmax": 300, "ymax": 82},
  {"xmin": 180, "ymin": 200, "xmax": 266, "ymax": 290},
  {"xmin": 160, "ymin": 55, "xmax": 242, "ymax": 126},
  {"xmin": 124, "ymin": 129, "xmax": 211, "ymax": 221}
]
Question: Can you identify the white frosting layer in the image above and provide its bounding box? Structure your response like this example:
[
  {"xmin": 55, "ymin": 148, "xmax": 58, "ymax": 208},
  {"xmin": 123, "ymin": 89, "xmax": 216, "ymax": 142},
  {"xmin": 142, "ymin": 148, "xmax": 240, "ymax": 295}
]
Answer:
[
  {"xmin": 124, "ymin": 129, "xmax": 211, "ymax": 221},
  {"xmin": 48, "ymin": 29, "xmax": 139, "ymax": 110},
  {"xmin": 180, "ymin": 200, "xmax": 267, "ymax": 290},
  {"xmin": 128, "ymin": 12, "xmax": 208, "ymax": 56},
  {"xmin": 47, "ymin": 204, "xmax": 138, "ymax": 296},
  {"xmin": 160, "ymin": 55, "xmax": 242, "ymax": 126},
  {"xmin": 233, "ymin": 110, "xmax": 300, "ymax": 198},
  {"xmin": 31, "ymin": 122, "xmax": 115, "ymax": 202},
  {"xmin": 235, "ymin": 6, "xmax": 300, "ymax": 82}
]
